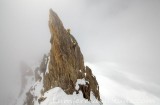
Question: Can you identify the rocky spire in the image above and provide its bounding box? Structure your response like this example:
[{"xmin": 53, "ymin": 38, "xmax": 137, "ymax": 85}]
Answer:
[{"xmin": 43, "ymin": 9, "xmax": 101, "ymax": 101}]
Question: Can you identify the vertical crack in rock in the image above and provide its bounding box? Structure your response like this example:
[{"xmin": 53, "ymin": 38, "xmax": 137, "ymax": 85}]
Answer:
[{"xmin": 43, "ymin": 9, "xmax": 101, "ymax": 101}]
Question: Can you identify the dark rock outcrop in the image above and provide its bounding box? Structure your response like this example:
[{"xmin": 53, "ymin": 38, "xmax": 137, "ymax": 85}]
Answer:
[
  {"xmin": 39, "ymin": 54, "xmax": 48, "ymax": 74},
  {"xmin": 38, "ymin": 97, "xmax": 46, "ymax": 104},
  {"xmin": 35, "ymin": 54, "xmax": 48, "ymax": 82},
  {"xmin": 43, "ymin": 9, "xmax": 101, "ymax": 101},
  {"xmin": 23, "ymin": 90, "xmax": 34, "ymax": 105}
]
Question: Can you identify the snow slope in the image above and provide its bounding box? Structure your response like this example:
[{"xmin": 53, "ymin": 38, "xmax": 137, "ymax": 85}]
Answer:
[
  {"xmin": 85, "ymin": 62, "xmax": 160, "ymax": 105},
  {"xmin": 40, "ymin": 84, "xmax": 101, "ymax": 105},
  {"xmin": 32, "ymin": 75, "xmax": 102, "ymax": 105}
]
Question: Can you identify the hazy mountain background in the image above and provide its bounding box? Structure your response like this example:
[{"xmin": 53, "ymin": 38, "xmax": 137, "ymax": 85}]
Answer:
[{"xmin": 0, "ymin": 0, "xmax": 160, "ymax": 105}]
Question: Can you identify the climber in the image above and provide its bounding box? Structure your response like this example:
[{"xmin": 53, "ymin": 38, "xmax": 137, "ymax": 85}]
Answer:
[
  {"xmin": 67, "ymin": 28, "xmax": 71, "ymax": 34},
  {"xmin": 71, "ymin": 38, "xmax": 77, "ymax": 47},
  {"xmin": 67, "ymin": 28, "xmax": 77, "ymax": 49}
]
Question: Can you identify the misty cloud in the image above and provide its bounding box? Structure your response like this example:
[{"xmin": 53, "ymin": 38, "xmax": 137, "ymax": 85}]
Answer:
[{"xmin": 0, "ymin": 0, "xmax": 160, "ymax": 105}]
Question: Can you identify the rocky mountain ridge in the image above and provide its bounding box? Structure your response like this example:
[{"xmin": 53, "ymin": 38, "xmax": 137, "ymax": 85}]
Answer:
[
  {"xmin": 43, "ymin": 9, "xmax": 101, "ymax": 101},
  {"xmin": 16, "ymin": 9, "xmax": 102, "ymax": 105}
]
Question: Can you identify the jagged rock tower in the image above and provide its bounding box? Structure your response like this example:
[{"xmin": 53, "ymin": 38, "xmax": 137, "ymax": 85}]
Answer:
[{"xmin": 43, "ymin": 9, "xmax": 101, "ymax": 101}]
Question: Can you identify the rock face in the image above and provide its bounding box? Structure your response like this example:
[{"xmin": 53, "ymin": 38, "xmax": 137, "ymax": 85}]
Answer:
[{"xmin": 43, "ymin": 9, "xmax": 101, "ymax": 101}]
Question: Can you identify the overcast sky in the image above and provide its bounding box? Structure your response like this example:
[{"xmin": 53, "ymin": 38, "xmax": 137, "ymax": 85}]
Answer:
[{"xmin": 0, "ymin": 0, "xmax": 160, "ymax": 105}]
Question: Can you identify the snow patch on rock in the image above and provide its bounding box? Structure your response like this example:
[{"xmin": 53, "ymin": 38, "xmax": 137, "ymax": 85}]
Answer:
[{"xmin": 45, "ymin": 56, "xmax": 50, "ymax": 74}]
